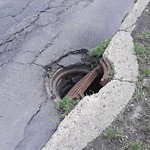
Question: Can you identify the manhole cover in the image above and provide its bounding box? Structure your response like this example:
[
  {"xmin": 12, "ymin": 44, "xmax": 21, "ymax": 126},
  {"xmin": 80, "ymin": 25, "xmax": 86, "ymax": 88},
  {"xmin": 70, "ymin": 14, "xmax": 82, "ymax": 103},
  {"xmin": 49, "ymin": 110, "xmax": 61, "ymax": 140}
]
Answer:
[{"xmin": 46, "ymin": 50, "xmax": 111, "ymax": 100}]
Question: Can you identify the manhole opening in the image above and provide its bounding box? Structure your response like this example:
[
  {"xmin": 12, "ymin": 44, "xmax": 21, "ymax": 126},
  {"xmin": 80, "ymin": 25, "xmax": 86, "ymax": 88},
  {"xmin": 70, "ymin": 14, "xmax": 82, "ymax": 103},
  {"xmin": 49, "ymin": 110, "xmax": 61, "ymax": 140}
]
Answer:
[
  {"xmin": 85, "ymin": 73, "xmax": 103, "ymax": 95},
  {"xmin": 46, "ymin": 50, "xmax": 112, "ymax": 119},
  {"xmin": 50, "ymin": 64, "xmax": 105, "ymax": 100},
  {"xmin": 47, "ymin": 50, "xmax": 111, "ymax": 100},
  {"xmin": 56, "ymin": 70, "xmax": 103, "ymax": 99},
  {"xmin": 58, "ymin": 72, "xmax": 87, "ymax": 99}
]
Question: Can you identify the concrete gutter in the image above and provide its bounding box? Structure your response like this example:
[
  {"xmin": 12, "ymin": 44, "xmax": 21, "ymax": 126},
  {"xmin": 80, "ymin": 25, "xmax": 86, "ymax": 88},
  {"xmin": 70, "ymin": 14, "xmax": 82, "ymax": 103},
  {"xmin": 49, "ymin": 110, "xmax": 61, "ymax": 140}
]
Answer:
[{"xmin": 42, "ymin": 0, "xmax": 149, "ymax": 149}]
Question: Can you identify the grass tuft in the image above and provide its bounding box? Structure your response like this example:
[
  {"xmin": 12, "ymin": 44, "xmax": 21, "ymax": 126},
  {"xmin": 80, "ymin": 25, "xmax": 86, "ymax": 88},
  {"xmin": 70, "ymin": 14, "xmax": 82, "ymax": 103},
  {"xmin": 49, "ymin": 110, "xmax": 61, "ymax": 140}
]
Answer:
[
  {"xmin": 133, "ymin": 81, "xmax": 144, "ymax": 101},
  {"xmin": 141, "ymin": 68, "xmax": 150, "ymax": 77},
  {"xmin": 128, "ymin": 142, "xmax": 142, "ymax": 150},
  {"xmin": 59, "ymin": 96, "xmax": 79, "ymax": 118},
  {"xmin": 104, "ymin": 127, "xmax": 122, "ymax": 140},
  {"xmin": 134, "ymin": 43, "xmax": 145, "ymax": 55},
  {"xmin": 88, "ymin": 39, "xmax": 110, "ymax": 58},
  {"xmin": 137, "ymin": 32, "xmax": 150, "ymax": 40}
]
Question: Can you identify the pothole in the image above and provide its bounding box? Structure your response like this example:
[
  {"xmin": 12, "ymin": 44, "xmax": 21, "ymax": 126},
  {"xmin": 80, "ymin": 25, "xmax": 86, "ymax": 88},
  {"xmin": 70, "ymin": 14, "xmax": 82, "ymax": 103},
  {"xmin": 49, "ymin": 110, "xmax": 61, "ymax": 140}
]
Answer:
[
  {"xmin": 45, "ymin": 49, "xmax": 111, "ymax": 101},
  {"xmin": 44, "ymin": 49, "xmax": 112, "ymax": 118}
]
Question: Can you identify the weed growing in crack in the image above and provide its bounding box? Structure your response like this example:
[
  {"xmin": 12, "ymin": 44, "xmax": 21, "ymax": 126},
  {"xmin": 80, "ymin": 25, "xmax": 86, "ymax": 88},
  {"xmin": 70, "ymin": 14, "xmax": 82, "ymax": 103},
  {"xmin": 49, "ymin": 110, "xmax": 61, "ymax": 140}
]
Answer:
[
  {"xmin": 88, "ymin": 39, "xmax": 110, "ymax": 58},
  {"xmin": 104, "ymin": 127, "xmax": 123, "ymax": 140},
  {"xmin": 127, "ymin": 142, "xmax": 142, "ymax": 150},
  {"xmin": 58, "ymin": 96, "xmax": 79, "ymax": 118},
  {"xmin": 120, "ymin": 141, "xmax": 142, "ymax": 150}
]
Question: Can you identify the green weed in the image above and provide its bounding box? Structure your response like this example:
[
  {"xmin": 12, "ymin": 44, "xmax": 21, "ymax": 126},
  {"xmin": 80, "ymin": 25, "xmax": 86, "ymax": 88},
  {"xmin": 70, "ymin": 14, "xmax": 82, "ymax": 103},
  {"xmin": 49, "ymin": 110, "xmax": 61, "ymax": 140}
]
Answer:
[
  {"xmin": 134, "ymin": 43, "xmax": 145, "ymax": 55},
  {"xmin": 104, "ymin": 127, "xmax": 122, "ymax": 140},
  {"xmin": 59, "ymin": 96, "xmax": 79, "ymax": 118},
  {"xmin": 137, "ymin": 32, "xmax": 150, "ymax": 40},
  {"xmin": 141, "ymin": 68, "xmax": 150, "ymax": 77},
  {"xmin": 128, "ymin": 142, "xmax": 142, "ymax": 150},
  {"xmin": 88, "ymin": 39, "xmax": 110, "ymax": 58},
  {"xmin": 133, "ymin": 82, "xmax": 144, "ymax": 100}
]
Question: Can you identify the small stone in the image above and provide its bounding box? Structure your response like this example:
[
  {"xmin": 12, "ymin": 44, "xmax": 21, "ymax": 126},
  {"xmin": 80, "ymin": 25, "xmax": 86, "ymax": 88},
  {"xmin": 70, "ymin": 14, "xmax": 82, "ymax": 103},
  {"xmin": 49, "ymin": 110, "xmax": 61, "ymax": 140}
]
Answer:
[{"xmin": 126, "ymin": 135, "xmax": 128, "ymax": 139}]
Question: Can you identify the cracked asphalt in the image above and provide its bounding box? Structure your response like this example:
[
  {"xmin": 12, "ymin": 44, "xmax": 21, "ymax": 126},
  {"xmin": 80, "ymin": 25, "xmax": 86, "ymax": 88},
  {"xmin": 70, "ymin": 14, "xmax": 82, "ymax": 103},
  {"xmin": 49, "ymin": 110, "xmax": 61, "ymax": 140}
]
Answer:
[{"xmin": 0, "ymin": 0, "xmax": 134, "ymax": 149}]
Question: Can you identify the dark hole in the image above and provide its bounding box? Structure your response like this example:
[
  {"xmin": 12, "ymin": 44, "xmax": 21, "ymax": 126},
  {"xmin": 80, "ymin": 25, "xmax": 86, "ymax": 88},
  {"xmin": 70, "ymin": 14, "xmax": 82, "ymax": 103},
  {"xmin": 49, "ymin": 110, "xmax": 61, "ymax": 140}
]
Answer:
[
  {"xmin": 85, "ymin": 73, "xmax": 103, "ymax": 95},
  {"xmin": 58, "ymin": 73, "xmax": 86, "ymax": 99},
  {"xmin": 57, "ymin": 71, "xmax": 103, "ymax": 99}
]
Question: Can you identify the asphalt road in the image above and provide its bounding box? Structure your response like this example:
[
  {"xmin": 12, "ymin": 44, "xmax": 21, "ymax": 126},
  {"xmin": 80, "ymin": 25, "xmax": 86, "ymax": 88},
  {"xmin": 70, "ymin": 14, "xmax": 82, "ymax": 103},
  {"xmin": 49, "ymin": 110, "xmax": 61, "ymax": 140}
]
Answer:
[{"xmin": 0, "ymin": 0, "xmax": 134, "ymax": 150}]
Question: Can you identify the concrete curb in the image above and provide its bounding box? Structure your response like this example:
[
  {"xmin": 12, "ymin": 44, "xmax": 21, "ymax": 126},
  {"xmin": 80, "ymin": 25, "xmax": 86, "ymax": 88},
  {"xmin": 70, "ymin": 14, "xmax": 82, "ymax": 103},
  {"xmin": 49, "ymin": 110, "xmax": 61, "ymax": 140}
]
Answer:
[{"xmin": 42, "ymin": 0, "xmax": 149, "ymax": 149}]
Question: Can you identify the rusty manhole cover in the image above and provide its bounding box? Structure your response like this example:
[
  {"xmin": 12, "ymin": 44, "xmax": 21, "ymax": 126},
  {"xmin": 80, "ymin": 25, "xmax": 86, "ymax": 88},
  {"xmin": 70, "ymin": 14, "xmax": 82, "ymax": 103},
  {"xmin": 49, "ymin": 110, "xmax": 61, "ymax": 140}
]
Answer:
[
  {"xmin": 46, "ymin": 50, "xmax": 111, "ymax": 100},
  {"xmin": 66, "ymin": 58, "xmax": 111, "ymax": 99}
]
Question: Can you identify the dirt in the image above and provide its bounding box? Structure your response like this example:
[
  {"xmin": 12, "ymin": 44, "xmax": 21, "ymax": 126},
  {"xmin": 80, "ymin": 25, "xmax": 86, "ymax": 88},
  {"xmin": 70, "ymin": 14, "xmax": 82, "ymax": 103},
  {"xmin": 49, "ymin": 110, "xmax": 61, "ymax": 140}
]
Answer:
[{"xmin": 83, "ymin": 2, "xmax": 150, "ymax": 150}]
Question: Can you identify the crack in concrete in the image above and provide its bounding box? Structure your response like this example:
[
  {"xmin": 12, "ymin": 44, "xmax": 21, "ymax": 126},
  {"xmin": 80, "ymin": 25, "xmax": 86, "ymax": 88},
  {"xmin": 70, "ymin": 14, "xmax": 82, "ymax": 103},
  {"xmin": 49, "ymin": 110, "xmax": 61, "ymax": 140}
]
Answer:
[
  {"xmin": 0, "ymin": 59, "xmax": 13, "ymax": 68},
  {"xmin": 119, "ymin": 21, "xmax": 137, "ymax": 33},
  {"xmin": 32, "ymin": 32, "xmax": 61, "ymax": 63},
  {"xmin": 0, "ymin": 0, "xmax": 94, "ymax": 52},
  {"xmin": 0, "ymin": 16, "xmax": 37, "ymax": 47},
  {"xmin": 0, "ymin": 48, "xmax": 19, "ymax": 68},
  {"xmin": 0, "ymin": 0, "xmax": 91, "ymax": 69},
  {"xmin": 11, "ymin": 0, "xmax": 35, "ymax": 18},
  {"xmin": 44, "ymin": 49, "xmax": 87, "ymax": 70},
  {"xmin": 0, "ymin": 0, "xmax": 34, "ymax": 19},
  {"xmin": 82, "ymin": 0, "xmax": 94, "ymax": 9},
  {"xmin": 0, "ymin": 0, "xmax": 54, "ymax": 45},
  {"xmin": 32, "ymin": 62, "xmax": 45, "ymax": 68},
  {"xmin": 0, "ymin": 1, "xmax": 56, "ymax": 51},
  {"xmin": 112, "ymin": 78, "xmax": 137, "ymax": 83},
  {"xmin": 14, "ymin": 92, "xmax": 49, "ymax": 150},
  {"xmin": 124, "ymin": 22, "xmax": 137, "ymax": 32},
  {"xmin": 34, "ymin": 0, "xmax": 94, "ymax": 28},
  {"xmin": 12, "ymin": 60, "xmax": 45, "ymax": 69},
  {"xmin": 52, "ymin": 0, "xmax": 94, "ymax": 16}
]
